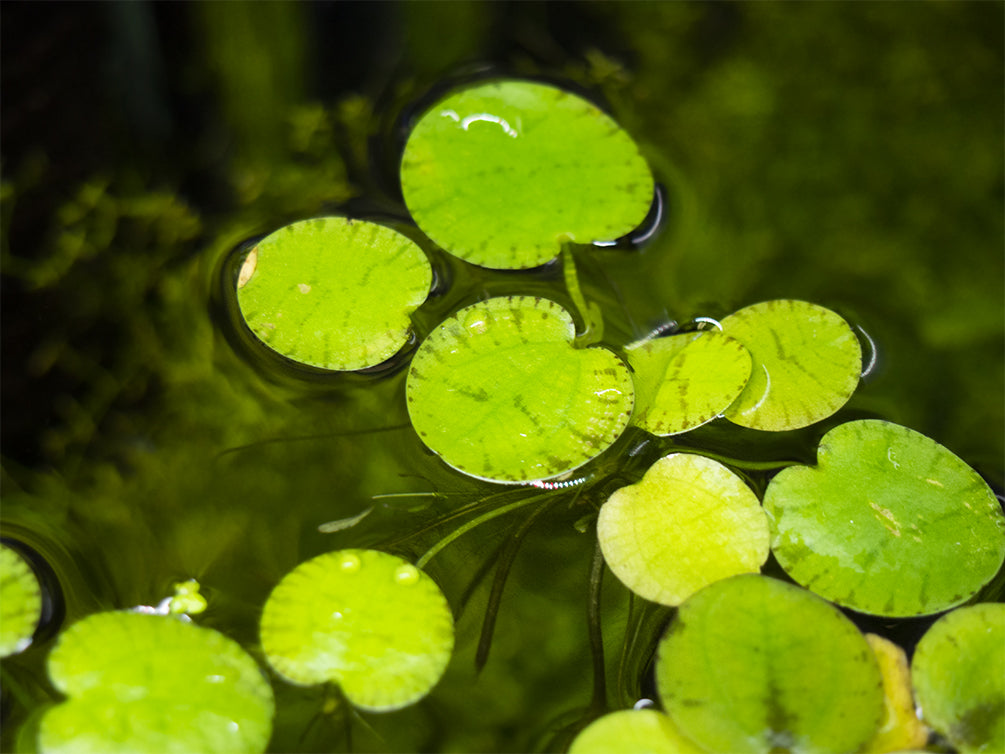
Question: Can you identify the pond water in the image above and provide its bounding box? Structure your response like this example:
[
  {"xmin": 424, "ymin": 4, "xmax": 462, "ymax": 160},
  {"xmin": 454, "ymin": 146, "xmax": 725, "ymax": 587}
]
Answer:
[{"xmin": 1, "ymin": 4, "xmax": 1002, "ymax": 753}]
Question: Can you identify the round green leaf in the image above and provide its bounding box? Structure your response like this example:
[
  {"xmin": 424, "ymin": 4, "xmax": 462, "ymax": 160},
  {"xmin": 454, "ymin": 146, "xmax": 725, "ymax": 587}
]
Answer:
[
  {"xmin": 406, "ymin": 296, "xmax": 634, "ymax": 483},
  {"xmin": 39, "ymin": 611, "xmax": 274, "ymax": 754},
  {"xmin": 625, "ymin": 331, "xmax": 752, "ymax": 436},
  {"xmin": 598, "ymin": 453, "xmax": 770, "ymax": 606},
  {"xmin": 0, "ymin": 543, "xmax": 42, "ymax": 656},
  {"xmin": 400, "ymin": 79, "xmax": 654, "ymax": 269},
  {"xmin": 569, "ymin": 709, "xmax": 707, "ymax": 754},
  {"xmin": 721, "ymin": 300, "xmax": 862, "ymax": 431},
  {"xmin": 912, "ymin": 603, "xmax": 1005, "ymax": 753},
  {"xmin": 656, "ymin": 575, "xmax": 885, "ymax": 754},
  {"xmin": 764, "ymin": 420, "xmax": 1005, "ymax": 617},
  {"xmin": 260, "ymin": 549, "xmax": 454, "ymax": 712},
  {"xmin": 236, "ymin": 217, "xmax": 431, "ymax": 371}
]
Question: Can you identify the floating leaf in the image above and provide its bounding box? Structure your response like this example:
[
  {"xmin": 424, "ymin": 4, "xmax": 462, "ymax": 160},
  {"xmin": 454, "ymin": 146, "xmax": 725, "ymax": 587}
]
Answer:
[
  {"xmin": 598, "ymin": 453, "xmax": 769, "ymax": 606},
  {"xmin": 236, "ymin": 217, "xmax": 431, "ymax": 371},
  {"xmin": 764, "ymin": 420, "xmax": 1005, "ymax": 617},
  {"xmin": 400, "ymin": 79, "xmax": 654, "ymax": 269},
  {"xmin": 0, "ymin": 543, "xmax": 42, "ymax": 656},
  {"xmin": 862, "ymin": 633, "xmax": 929, "ymax": 753},
  {"xmin": 625, "ymin": 331, "xmax": 751, "ymax": 436},
  {"xmin": 260, "ymin": 549, "xmax": 453, "ymax": 712},
  {"xmin": 911, "ymin": 602, "xmax": 1005, "ymax": 753},
  {"xmin": 721, "ymin": 300, "xmax": 861, "ymax": 431},
  {"xmin": 407, "ymin": 296, "xmax": 634, "ymax": 483},
  {"xmin": 656, "ymin": 575, "xmax": 885, "ymax": 754},
  {"xmin": 38, "ymin": 611, "xmax": 274, "ymax": 754},
  {"xmin": 569, "ymin": 709, "xmax": 706, "ymax": 754}
]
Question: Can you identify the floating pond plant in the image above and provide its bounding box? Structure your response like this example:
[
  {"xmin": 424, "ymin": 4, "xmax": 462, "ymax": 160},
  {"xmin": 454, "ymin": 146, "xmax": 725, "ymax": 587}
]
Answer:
[
  {"xmin": 862, "ymin": 633, "xmax": 929, "ymax": 753},
  {"xmin": 38, "ymin": 611, "xmax": 274, "ymax": 754},
  {"xmin": 16, "ymin": 57, "xmax": 1004, "ymax": 754},
  {"xmin": 597, "ymin": 453, "xmax": 770, "ymax": 606},
  {"xmin": 0, "ymin": 543, "xmax": 42, "ymax": 657},
  {"xmin": 764, "ymin": 419, "xmax": 1005, "ymax": 617},
  {"xmin": 568, "ymin": 708, "xmax": 705, "ymax": 754},
  {"xmin": 400, "ymin": 79, "xmax": 654, "ymax": 269},
  {"xmin": 911, "ymin": 602, "xmax": 1005, "ymax": 753},
  {"xmin": 625, "ymin": 330, "xmax": 752, "ymax": 436},
  {"xmin": 259, "ymin": 549, "xmax": 453, "ymax": 712},
  {"xmin": 721, "ymin": 299, "xmax": 862, "ymax": 431},
  {"xmin": 235, "ymin": 217, "xmax": 432, "ymax": 371},
  {"xmin": 406, "ymin": 296, "xmax": 634, "ymax": 483},
  {"xmin": 655, "ymin": 575, "xmax": 885, "ymax": 754}
]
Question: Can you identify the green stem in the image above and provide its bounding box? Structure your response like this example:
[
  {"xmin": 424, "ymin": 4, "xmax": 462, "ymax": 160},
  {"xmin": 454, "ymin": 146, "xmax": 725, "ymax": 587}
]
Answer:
[
  {"xmin": 563, "ymin": 248, "xmax": 604, "ymax": 345},
  {"xmin": 382, "ymin": 487, "xmax": 531, "ymax": 551},
  {"xmin": 415, "ymin": 492, "xmax": 551, "ymax": 569}
]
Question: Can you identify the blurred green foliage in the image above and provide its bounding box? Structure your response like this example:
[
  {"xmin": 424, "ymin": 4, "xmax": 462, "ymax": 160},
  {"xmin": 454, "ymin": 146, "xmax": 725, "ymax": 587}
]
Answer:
[{"xmin": 1, "ymin": 3, "xmax": 1001, "ymax": 752}]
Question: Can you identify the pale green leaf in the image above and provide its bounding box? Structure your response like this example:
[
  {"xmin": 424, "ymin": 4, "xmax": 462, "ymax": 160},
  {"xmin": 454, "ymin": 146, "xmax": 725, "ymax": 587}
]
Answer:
[
  {"xmin": 598, "ymin": 453, "xmax": 769, "ymax": 606},
  {"xmin": 260, "ymin": 549, "xmax": 454, "ymax": 712},
  {"xmin": 764, "ymin": 420, "xmax": 1005, "ymax": 617},
  {"xmin": 569, "ymin": 709, "xmax": 707, "ymax": 754},
  {"xmin": 400, "ymin": 79, "xmax": 654, "ymax": 269},
  {"xmin": 236, "ymin": 217, "xmax": 431, "ymax": 371},
  {"xmin": 406, "ymin": 296, "xmax": 634, "ymax": 483}
]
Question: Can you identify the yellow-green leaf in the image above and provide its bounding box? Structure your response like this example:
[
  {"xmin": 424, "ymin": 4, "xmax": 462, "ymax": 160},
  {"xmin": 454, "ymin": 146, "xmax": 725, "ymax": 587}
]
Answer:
[
  {"xmin": 598, "ymin": 453, "xmax": 770, "ymax": 606},
  {"xmin": 260, "ymin": 549, "xmax": 454, "ymax": 712},
  {"xmin": 722, "ymin": 300, "xmax": 861, "ymax": 431},
  {"xmin": 400, "ymin": 79, "xmax": 654, "ymax": 269},
  {"xmin": 236, "ymin": 217, "xmax": 431, "ymax": 371},
  {"xmin": 407, "ymin": 296, "xmax": 634, "ymax": 483}
]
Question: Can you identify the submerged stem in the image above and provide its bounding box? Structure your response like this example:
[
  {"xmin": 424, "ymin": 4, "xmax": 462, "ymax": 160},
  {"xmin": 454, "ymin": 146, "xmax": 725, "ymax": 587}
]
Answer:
[
  {"xmin": 415, "ymin": 491, "xmax": 552, "ymax": 570},
  {"xmin": 380, "ymin": 487, "xmax": 530, "ymax": 552},
  {"xmin": 474, "ymin": 495, "xmax": 563, "ymax": 671},
  {"xmin": 587, "ymin": 534, "xmax": 607, "ymax": 710},
  {"xmin": 663, "ymin": 445, "xmax": 802, "ymax": 472}
]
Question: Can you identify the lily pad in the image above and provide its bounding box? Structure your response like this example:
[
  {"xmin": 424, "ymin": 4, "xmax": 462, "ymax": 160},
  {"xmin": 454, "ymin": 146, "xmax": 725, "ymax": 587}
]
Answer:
[
  {"xmin": 400, "ymin": 79, "xmax": 654, "ymax": 269},
  {"xmin": 259, "ymin": 549, "xmax": 454, "ymax": 712},
  {"xmin": 721, "ymin": 300, "xmax": 862, "ymax": 431},
  {"xmin": 236, "ymin": 217, "xmax": 432, "ymax": 371},
  {"xmin": 862, "ymin": 633, "xmax": 929, "ymax": 753},
  {"xmin": 763, "ymin": 419, "xmax": 1005, "ymax": 617},
  {"xmin": 625, "ymin": 331, "xmax": 752, "ymax": 436},
  {"xmin": 38, "ymin": 611, "xmax": 274, "ymax": 754},
  {"xmin": 598, "ymin": 453, "xmax": 770, "ymax": 606},
  {"xmin": 911, "ymin": 602, "xmax": 1005, "ymax": 753},
  {"xmin": 655, "ymin": 575, "xmax": 885, "ymax": 754},
  {"xmin": 406, "ymin": 296, "xmax": 634, "ymax": 483},
  {"xmin": 0, "ymin": 543, "xmax": 42, "ymax": 656},
  {"xmin": 569, "ymin": 709, "xmax": 706, "ymax": 754}
]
